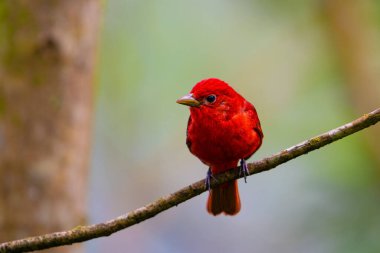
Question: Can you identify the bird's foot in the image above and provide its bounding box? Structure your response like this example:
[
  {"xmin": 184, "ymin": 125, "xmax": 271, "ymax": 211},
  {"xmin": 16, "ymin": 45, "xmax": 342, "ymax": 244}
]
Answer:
[
  {"xmin": 205, "ymin": 168, "xmax": 217, "ymax": 191},
  {"xmin": 239, "ymin": 159, "xmax": 249, "ymax": 183}
]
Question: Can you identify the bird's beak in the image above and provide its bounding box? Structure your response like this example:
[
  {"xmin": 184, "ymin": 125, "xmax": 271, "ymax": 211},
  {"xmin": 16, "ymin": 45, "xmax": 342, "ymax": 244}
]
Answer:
[{"xmin": 176, "ymin": 93, "xmax": 201, "ymax": 107}]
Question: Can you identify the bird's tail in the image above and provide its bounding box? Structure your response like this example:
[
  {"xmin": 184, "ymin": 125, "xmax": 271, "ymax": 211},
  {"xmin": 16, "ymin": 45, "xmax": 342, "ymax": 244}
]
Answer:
[{"xmin": 207, "ymin": 180, "xmax": 241, "ymax": 216}]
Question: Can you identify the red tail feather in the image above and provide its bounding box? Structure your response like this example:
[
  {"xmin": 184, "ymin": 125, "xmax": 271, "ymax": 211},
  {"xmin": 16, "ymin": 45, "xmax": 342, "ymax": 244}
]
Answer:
[{"xmin": 207, "ymin": 180, "xmax": 241, "ymax": 216}]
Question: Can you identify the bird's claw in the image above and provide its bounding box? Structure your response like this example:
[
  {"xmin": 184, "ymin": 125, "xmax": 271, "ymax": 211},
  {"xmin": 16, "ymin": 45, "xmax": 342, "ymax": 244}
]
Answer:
[
  {"xmin": 239, "ymin": 159, "xmax": 249, "ymax": 183},
  {"xmin": 205, "ymin": 168, "xmax": 217, "ymax": 191}
]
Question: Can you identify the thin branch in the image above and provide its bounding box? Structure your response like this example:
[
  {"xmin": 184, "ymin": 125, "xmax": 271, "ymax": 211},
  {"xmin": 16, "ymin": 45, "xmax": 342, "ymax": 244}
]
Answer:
[{"xmin": 1, "ymin": 108, "xmax": 379, "ymax": 253}]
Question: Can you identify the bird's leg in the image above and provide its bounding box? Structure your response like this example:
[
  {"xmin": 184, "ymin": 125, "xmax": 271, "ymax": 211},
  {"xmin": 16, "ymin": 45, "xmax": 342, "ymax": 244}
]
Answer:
[
  {"xmin": 205, "ymin": 167, "xmax": 217, "ymax": 191},
  {"xmin": 239, "ymin": 159, "xmax": 249, "ymax": 183}
]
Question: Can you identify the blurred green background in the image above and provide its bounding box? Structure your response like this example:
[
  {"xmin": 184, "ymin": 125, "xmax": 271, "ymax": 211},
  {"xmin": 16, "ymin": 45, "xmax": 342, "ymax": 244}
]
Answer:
[{"xmin": 88, "ymin": 1, "xmax": 380, "ymax": 252}]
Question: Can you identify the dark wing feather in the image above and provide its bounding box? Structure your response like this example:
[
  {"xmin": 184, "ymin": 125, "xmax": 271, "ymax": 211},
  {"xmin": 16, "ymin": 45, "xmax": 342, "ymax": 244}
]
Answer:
[
  {"xmin": 186, "ymin": 116, "xmax": 193, "ymax": 151},
  {"xmin": 243, "ymin": 101, "xmax": 263, "ymax": 160}
]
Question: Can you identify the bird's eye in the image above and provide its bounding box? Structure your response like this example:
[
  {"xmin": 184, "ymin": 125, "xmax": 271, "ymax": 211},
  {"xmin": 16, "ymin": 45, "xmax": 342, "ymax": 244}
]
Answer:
[{"xmin": 206, "ymin": 95, "xmax": 216, "ymax": 103}]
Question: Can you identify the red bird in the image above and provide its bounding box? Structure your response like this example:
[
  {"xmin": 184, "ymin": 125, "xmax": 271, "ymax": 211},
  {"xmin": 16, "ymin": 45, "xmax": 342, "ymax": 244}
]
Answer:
[{"xmin": 177, "ymin": 78, "xmax": 263, "ymax": 216}]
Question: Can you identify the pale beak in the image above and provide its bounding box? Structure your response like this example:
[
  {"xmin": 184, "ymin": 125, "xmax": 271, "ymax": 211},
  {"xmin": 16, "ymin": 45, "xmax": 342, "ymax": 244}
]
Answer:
[{"xmin": 176, "ymin": 93, "xmax": 201, "ymax": 107}]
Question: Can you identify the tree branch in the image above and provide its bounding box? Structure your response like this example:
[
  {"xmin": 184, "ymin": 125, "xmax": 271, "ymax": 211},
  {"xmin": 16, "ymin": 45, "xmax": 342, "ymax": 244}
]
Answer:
[{"xmin": 1, "ymin": 108, "xmax": 379, "ymax": 253}]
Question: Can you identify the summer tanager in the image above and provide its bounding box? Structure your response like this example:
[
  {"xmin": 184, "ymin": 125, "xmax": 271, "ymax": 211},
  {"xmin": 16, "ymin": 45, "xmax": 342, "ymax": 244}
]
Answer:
[{"xmin": 177, "ymin": 78, "xmax": 263, "ymax": 216}]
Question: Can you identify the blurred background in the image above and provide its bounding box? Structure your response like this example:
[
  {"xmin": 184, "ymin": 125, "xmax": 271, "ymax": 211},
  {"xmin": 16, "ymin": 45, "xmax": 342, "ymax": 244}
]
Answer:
[
  {"xmin": 1, "ymin": 0, "xmax": 380, "ymax": 253},
  {"xmin": 89, "ymin": 1, "xmax": 380, "ymax": 252}
]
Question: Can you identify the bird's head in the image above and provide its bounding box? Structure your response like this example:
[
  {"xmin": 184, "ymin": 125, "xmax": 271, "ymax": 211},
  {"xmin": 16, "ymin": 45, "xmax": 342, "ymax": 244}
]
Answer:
[{"xmin": 176, "ymin": 78, "xmax": 241, "ymax": 115}]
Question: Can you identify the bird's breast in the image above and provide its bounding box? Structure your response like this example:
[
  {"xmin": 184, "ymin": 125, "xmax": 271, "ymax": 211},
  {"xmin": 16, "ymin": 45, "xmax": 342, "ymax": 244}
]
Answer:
[{"xmin": 187, "ymin": 111, "xmax": 259, "ymax": 166}]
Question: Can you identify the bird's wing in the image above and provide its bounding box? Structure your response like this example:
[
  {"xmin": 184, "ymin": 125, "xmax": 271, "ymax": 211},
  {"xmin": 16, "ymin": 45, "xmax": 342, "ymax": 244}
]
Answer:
[
  {"xmin": 186, "ymin": 116, "xmax": 193, "ymax": 151},
  {"xmin": 243, "ymin": 101, "xmax": 263, "ymax": 159},
  {"xmin": 244, "ymin": 100, "xmax": 263, "ymax": 139}
]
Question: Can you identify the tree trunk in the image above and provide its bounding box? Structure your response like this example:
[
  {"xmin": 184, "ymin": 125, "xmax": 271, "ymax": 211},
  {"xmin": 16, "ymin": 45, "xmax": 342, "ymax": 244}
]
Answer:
[
  {"xmin": 0, "ymin": 1, "xmax": 101, "ymax": 252},
  {"xmin": 321, "ymin": 0, "xmax": 380, "ymax": 169}
]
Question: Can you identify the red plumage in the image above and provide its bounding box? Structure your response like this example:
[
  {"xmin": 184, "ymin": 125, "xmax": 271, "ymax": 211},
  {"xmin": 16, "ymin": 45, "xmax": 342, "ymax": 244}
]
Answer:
[{"xmin": 177, "ymin": 78, "xmax": 263, "ymax": 216}]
